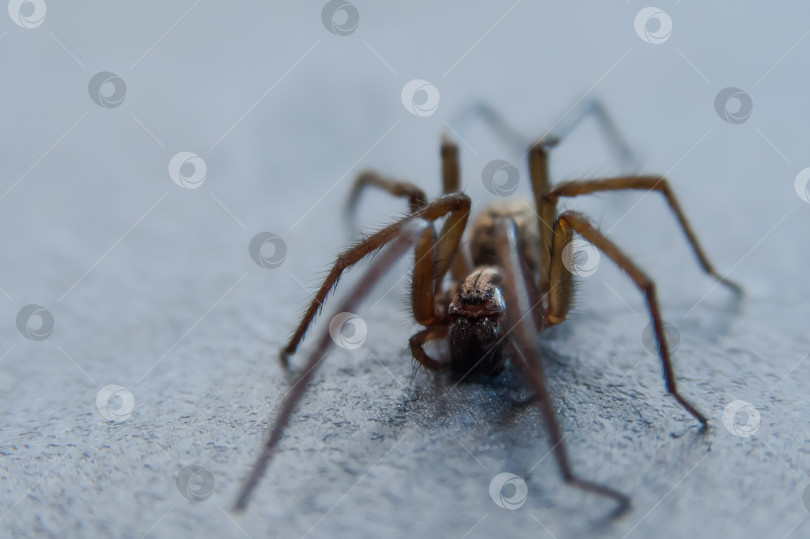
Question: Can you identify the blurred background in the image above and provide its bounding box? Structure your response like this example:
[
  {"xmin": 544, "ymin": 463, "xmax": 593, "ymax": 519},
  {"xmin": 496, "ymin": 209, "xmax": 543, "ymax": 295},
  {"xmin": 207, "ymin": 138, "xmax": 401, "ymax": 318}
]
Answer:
[{"xmin": 1, "ymin": 2, "xmax": 809, "ymax": 538}]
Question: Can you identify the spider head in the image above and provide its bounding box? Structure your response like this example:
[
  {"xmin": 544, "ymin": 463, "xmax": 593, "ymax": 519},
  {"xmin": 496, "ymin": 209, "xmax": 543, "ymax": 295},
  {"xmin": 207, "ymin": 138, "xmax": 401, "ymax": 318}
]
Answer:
[{"xmin": 447, "ymin": 267, "xmax": 507, "ymax": 379}]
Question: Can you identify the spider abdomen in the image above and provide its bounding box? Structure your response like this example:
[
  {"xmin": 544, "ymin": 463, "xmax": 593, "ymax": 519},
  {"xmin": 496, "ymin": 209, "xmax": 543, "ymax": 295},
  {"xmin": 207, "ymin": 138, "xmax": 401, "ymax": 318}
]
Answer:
[{"xmin": 469, "ymin": 198, "xmax": 542, "ymax": 276}]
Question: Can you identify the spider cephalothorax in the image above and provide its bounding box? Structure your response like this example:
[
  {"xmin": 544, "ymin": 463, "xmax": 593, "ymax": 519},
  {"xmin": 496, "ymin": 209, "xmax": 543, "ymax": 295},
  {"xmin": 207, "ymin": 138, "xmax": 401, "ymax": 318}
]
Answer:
[{"xmin": 235, "ymin": 101, "xmax": 742, "ymax": 517}]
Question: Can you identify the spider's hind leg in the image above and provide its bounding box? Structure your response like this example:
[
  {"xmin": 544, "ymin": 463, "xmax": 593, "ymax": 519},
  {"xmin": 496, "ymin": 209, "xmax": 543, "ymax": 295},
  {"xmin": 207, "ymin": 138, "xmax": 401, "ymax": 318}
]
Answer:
[{"xmin": 449, "ymin": 97, "xmax": 638, "ymax": 170}]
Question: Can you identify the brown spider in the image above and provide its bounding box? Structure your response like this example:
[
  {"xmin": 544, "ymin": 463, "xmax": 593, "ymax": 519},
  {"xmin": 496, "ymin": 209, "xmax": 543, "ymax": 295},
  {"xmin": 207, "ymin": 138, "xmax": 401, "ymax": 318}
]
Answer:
[{"xmin": 234, "ymin": 102, "xmax": 742, "ymax": 516}]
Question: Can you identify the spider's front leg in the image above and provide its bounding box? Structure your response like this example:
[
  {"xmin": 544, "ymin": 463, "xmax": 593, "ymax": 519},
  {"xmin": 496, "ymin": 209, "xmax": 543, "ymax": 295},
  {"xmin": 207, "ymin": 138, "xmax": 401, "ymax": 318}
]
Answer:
[
  {"xmin": 280, "ymin": 193, "xmax": 471, "ymax": 366},
  {"xmin": 237, "ymin": 195, "xmax": 471, "ymax": 511},
  {"xmin": 235, "ymin": 217, "xmax": 435, "ymax": 511},
  {"xmin": 494, "ymin": 218, "xmax": 630, "ymax": 517},
  {"xmin": 546, "ymin": 210, "xmax": 709, "ymax": 427}
]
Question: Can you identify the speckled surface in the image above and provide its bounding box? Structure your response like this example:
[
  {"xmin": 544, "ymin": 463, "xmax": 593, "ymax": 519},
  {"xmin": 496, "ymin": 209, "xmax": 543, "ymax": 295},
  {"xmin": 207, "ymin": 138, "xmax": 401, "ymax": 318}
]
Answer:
[{"xmin": 1, "ymin": 2, "xmax": 809, "ymax": 538}]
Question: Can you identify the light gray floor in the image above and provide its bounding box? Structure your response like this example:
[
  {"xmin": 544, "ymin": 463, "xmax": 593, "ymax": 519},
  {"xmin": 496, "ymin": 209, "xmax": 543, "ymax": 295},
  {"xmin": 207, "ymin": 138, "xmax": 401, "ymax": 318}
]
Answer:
[{"xmin": 2, "ymin": 2, "xmax": 810, "ymax": 538}]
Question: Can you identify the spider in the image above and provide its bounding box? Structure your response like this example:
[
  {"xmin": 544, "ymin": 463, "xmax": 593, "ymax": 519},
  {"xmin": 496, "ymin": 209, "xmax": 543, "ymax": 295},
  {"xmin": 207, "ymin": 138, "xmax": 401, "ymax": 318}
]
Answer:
[{"xmin": 233, "ymin": 101, "xmax": 742, "ymax": 516}]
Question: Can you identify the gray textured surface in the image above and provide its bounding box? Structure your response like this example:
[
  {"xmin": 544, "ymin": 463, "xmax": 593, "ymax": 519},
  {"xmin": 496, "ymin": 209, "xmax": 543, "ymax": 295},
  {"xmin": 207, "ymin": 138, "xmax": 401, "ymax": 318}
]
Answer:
[{"xmin": 2, "ymin": 2, "xmax": 810, "ymax": 538}]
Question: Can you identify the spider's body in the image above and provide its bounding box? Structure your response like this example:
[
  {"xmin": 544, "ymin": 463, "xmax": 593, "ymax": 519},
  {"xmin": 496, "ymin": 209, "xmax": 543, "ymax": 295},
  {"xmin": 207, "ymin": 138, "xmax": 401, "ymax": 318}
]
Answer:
[
  {"xmin": 444, "ymin": 197, "xmax": 544, "ymax": 378},
  {"xmin": 235, "ymin": 102, "xmax": 742, "ymax": 517}
]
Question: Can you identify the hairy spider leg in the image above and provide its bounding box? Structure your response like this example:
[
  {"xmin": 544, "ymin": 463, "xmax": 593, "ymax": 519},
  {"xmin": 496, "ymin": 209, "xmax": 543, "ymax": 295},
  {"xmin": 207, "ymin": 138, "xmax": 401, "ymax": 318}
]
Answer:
[
  {"xmin": 495, "ymin": 218, "xmax": 631, "ymax": 517},
  {"xmin": 237, "ymin": 217, "xmax": 441, "ymax": 511},
  {"xmin": 281, "ymin": 193, "xmax": 470, "ymax": 364},
  {"xmin": 546, "ymin": 210, "xmax": 710, "ymax": 426}
]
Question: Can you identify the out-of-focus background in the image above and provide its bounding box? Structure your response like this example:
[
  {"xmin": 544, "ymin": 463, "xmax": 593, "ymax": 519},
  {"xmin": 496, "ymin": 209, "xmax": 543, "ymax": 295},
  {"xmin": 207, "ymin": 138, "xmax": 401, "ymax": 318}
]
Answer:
[{"xmin": 1, "ymin": 2, "xmax": 809, "ymax": 538}]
